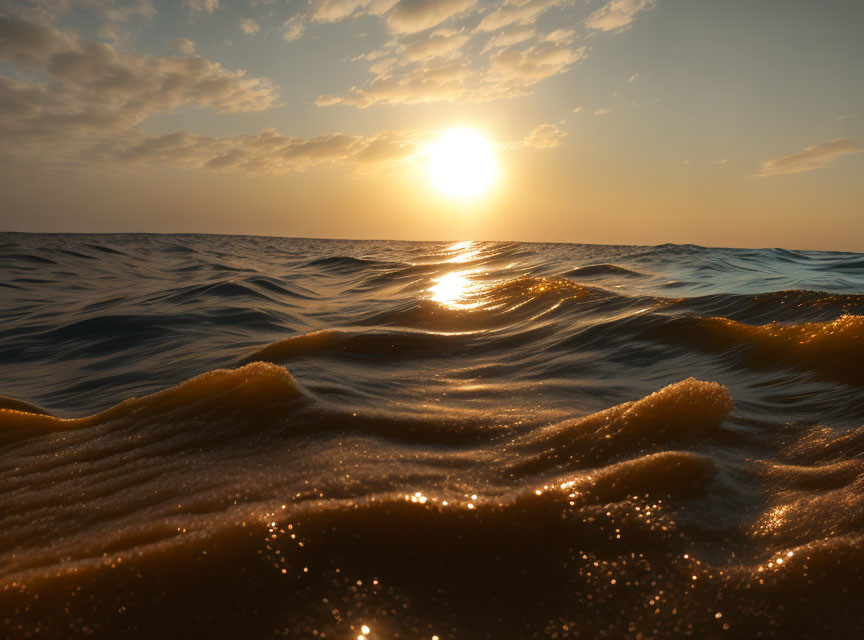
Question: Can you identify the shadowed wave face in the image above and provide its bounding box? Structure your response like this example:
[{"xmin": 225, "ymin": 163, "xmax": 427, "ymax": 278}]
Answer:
[{"xmin": 1, "ymin": 233, "xmax": 863, "ymax": 639}]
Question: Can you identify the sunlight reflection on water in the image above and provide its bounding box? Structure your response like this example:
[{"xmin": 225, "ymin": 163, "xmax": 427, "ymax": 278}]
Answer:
[
  {"xmin": 444, "ymin": 240, "xmax": 481, "ymax": 263},
  {"xmin": 428, "ymin": 241, "xmax": 486, "ymax": 309},
  {"xmin": 429, "ymin": 271, "xmax": 481, "ymax": 309}
]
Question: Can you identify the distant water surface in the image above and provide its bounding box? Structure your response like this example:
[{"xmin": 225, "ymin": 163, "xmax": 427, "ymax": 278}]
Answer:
[{"xmin": 1, "ymin": 233, "xmax": 863, "ymax": 639}]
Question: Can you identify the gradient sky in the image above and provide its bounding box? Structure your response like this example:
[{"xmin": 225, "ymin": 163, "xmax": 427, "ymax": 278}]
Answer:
[{"xmin": 1, "ymin": 0, "xmax": 862, "ymax": 250}]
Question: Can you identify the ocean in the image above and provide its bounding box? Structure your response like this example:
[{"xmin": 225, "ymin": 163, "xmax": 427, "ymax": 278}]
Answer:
[{"xmin": 1, "ymin": 233, "xmax": 862, "ymax": 639}]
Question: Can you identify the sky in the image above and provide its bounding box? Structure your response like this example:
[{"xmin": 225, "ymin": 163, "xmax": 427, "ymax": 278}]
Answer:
[{"xmin": 0, "ymin": 0, "xmax": 862, "ymax": 250}]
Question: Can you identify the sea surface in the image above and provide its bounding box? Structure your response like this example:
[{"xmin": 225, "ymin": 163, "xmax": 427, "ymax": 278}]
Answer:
[{"xmin": 1, "ymin": 233, "xmax": 863, "ymax": 639}]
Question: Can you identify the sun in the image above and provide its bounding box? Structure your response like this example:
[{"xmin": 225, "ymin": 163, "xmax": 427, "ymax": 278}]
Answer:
[{"xmin": 427, "ymin": 128, "xmax": 497, "ymax": 198}]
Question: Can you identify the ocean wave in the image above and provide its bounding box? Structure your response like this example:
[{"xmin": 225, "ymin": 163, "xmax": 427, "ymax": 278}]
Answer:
[
  {"xmin": 82, "ymin": 242, "xmax": 127, "ymax": 255},
  {"xmin": 821, "ymin": 257, "xmax": 864, "ymax": 272},
  {"xmin": 647, "ymin": 314, "xmax": 864, "ymax": 385},
  {"xmin": 564, "ymin": 263, "xmax": 645, "ymax": 278},
  {"xmin": 2, "ymin": 359, "xmax": 863, "ymax": 637},
  {"xmin": 3, "ymin": 234, "xmax": 864, "ymax": 638},
  {"xmin": 303, "ymin": 255, "xmax": 405, "ymax": 272},
  {"xmin": 0, "ymin": 362, "xmax": 307, "ymax": 442},
  {"xmin": 148, "ymin": 278, "xmax": 313, "ymax": 305},
  {"xmin": 241, "ymin": 328, "xmax": 461, "ymax": 364},
  {"xmin": 507, "ymin": 377, "xmax": 731, "ymax": 474},
  {"xmin": 1, "ymin": 253, "xmax": 57, "ymax": 265}
]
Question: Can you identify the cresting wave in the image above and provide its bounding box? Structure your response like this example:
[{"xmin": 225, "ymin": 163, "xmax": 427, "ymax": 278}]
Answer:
[
  {"xmin": 1, "ymin": 233, "xmax": 864, "ymax": 638},
  {"xmin": 646, "ymin": 314, "xmax": 864, "ymax": 386}
]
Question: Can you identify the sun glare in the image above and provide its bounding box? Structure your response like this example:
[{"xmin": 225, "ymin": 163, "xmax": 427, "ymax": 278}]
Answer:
[
  {"xmin": 429, "ymin": 272, "xmax": 470, "ymax": 306},
  {"xmin": 427, "ymin": 128, "xmax": 497, "ymax": 198},
  {"xmin": 428, "ymin": 270, "xmax": 484, "ymax": 309}
]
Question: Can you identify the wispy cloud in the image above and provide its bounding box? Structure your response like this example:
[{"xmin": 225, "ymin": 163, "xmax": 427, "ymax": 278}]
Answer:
[
  {"xmin": 311, "ymin": 0, "xmax": 398, "ymax": 23},
  {"xmin": 522, "ymin": 123, "xmax": 567, "ymax": 148},
  {"xmin": 317, "ymin": 39, "xmax": 587, "ymax": 108},
  {"xmin": 298, "ymin": 0, "xmax": 651, "ymax": 109},
  {"xmin": 585, "ymin": 0, "xmax": 655, "ymax": 32},
  {"xmin": 171, "ymin": 37, "xmax": 196, "ymax": 54},
  {"xmin": 757, "ymin": 138, "xmax": 864, "ymax": 176},
  {"xmin": 387, "ymin": 0, "xmax": 478, "ymax": 33},
  {"xmin": 184, "ymin": 0, "xmax": 219, "ymax": 16},
  {"xmin": 490, "ymin": 41, "xmax": 586, "ymax": 84},
  {"xmin": 482, "ymin": 24, "xmax": 537, "ymax": 50},
  {"xmin": 308, "ymin": 0, "xmax": 600, "ymax": 109},
  {"xmin": 282, "ymin": 14, "xmax": 306, "ymax": 41},
  {"xmin": 82, "ymin": 128, "xmax": 431, "ymax": 176},
  {"xmin": 239, "ymin": 18, "xmax": 261, "ymax": 35},
  {"xmin": 411, "ymin": 29, "xmax": 471, "ymax": 59},
  {"xmin": 19, "ymin": 0, "xmax": 156, "ymax": 41},
  {"xmin": 315, "ymin": 62, "xmax": 475, "ymax": 108},
  {"xmin": 476, "ymin": 0, "xmax": 571, "ymax": 32},
  {"xmin": 379, "ymin": 28, "xmax": 473, "ymax": 63}
]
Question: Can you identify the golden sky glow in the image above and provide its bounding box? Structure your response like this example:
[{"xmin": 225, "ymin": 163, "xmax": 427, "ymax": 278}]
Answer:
[{"xmin": 0, "ymin": 1, "xmax": 862, "ymax": 249}]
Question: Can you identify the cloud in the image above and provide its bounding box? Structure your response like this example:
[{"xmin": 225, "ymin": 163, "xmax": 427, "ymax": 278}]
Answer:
[
  {"xmin": 545, "ymin": 28, "xmax": 575, "ymax": 43},
  {"xmin": 303, "ymin": 0, "xmax": 476, "ymax": 36},
  {"xmin": 319, "ymin": 35, "xmax": 586, "ymax": 108},
  {"xmin": 302, "ymin": 0, "xmax": 597, "ymax": 109},
  {"xmin": 184, "ymin": 0, "xmax": 219, "ymax": 15},
  {"xmin": 18, "ymin": 0, "xmax": 156, "ymax": 41},
  {"xmin": 593, "ymin": 106, "xmax": 611, "ymax": 115},
  {"xmin": 0, "ymin": 15, "xmax": 278, "ymax": 155},
  {"xmin": 476, "ymin": 0, "xmax": 570, "ymax": 32},
  {"xmin": 311, "ymin": 0, "xmax": 398, "ymax": 22},
  {"xmin": 400, "ymin": 29, "xmax": 471, "ymax": 61},
  {"xmin": 171, "ymin": 37, "xmax": 196, "ymax": 54},
  {"xmin": 239, "ymin": 18, "xmax": 261, "ymax": 35},
  {"xmin": 482, "ymin": 24, "xmax": 536, "ymax": 49},
  {"xmin": 274, "ymin": 0, "xmax": 401, "ymax": 41},
  {"xmin": 584, "ymin": 0, "xmax": 655, "ymax": 32},
  {"xmin": 757, "ymin": 138, "xmax": 864, "ymax": 176},
  {"xmin": 315, "ymin": 62, "xmax": 474, "ymax": 108},
  {"xmin": 387, "ymin": 0, "xmax": 477, "ymax": 33},
  {"xmin": 0, "ymin": 13, "xmax": 78, "ymax": 66},
  {"xmin": 490, "ymin": 41, "xmax": 587, "ymax": 85},
  {"xmin": 81, "ymin": 128, "xmax": 431, "ymax": 176},
  {"xmin": 91, "ymin": 0, "xmax": 155, "ymax": 40},
  {"xmin": 282, "ymin": 15, "xmax": 306, "ymax": 41},
  {"xmin": 522, "ymin": 123, "xmax": 567, "ymax": 148},
  {"xmin": 346, "ymin": 25, "xmax": 473, "ymax": 80}
]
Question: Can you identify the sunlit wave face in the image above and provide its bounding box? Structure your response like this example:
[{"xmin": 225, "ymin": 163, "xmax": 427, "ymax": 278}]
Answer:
[{"xmin": 427, "ymin": 128, "xmax": 497, "ymax": 198}]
